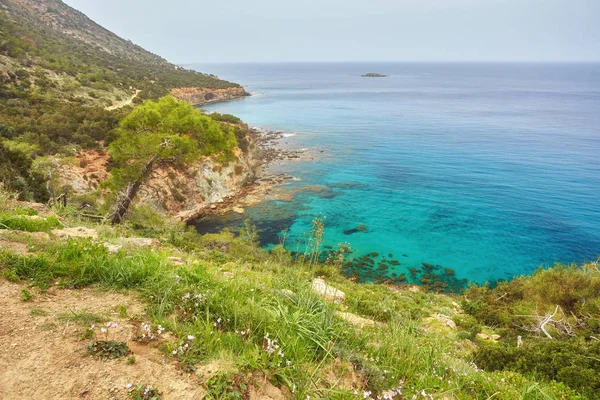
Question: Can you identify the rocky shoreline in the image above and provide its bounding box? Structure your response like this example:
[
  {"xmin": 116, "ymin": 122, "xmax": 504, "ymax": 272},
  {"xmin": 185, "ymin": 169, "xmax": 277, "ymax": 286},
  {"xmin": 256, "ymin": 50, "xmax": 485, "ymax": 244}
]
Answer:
[
  {"xmin": 189, "ymin": 127, "xmax": 319, "ymax": 220},
  {"xmin": 170, "ymin": 87, "xmax": 250, "ymax": 106}
]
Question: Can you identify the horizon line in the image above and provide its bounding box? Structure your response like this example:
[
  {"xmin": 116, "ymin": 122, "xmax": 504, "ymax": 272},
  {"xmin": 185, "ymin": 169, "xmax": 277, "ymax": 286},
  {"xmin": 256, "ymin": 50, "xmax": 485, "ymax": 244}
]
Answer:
[{"xmin": 178, "ymin": 60, "xmax": 600, "ymax": 66}]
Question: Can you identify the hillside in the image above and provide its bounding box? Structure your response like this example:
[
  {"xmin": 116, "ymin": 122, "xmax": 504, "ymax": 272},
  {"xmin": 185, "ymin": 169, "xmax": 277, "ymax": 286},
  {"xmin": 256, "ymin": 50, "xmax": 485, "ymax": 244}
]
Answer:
[
  {"xmin": 0, "ymin": 0, "xmax": 250, "ymax": 205},
  {"xmin": 0, "ymin": 0, "xmax": 243, "ymax": 102}
]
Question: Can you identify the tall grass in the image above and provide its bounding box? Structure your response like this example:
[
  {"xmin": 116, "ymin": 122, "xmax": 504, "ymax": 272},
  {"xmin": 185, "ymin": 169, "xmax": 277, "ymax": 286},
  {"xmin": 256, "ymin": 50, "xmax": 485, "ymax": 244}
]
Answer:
[{"xmin": 0, "ymin": 212, "xmax": 586, "ymax": 399}]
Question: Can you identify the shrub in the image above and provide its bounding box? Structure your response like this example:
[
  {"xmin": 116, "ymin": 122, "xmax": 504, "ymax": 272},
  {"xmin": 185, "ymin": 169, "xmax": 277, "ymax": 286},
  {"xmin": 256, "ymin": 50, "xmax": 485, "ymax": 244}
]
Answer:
[
  {"xmin": 20, "ymin": 288, "xmax": 33, "ymax": 301},
  {"xmin": 208, "ymin": 113, "xmax": 242, "ymax": 124},
  {"xmin": 475, "ymin": 340, "xmax": 600, "ymax": 398},
  {"xmin": 0, "ymin": 213, "xmax": 62, "ymax": 232},
  {"xmin": 204, "ymin": 371, "xmax": 248, "ymax": 400},
  {"xmin": 87, "ymin": 340, "xmax": 130, "ymax": 359}
]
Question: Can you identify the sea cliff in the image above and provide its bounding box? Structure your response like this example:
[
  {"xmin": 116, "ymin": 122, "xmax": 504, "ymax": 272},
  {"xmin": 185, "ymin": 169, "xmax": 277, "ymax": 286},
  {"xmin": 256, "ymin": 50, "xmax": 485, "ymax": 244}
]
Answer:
[
  {"xmin": 56, "ymin": 125, "xmax": 307, "ymax": 222},
  {"xmin": 170, "ymin": 87, "xmax": 250, "ymax": 106}
]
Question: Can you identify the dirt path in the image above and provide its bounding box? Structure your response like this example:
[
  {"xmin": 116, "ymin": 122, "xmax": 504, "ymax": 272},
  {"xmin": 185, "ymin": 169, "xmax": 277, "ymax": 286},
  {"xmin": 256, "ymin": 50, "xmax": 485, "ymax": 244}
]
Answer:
[
  {"xmin": 0, "ymin": 280, "xmax": 204, "ymax": 399},
  {"xmin": 106, "ymin": 89, "xmax": 140, "ymax": 111}
]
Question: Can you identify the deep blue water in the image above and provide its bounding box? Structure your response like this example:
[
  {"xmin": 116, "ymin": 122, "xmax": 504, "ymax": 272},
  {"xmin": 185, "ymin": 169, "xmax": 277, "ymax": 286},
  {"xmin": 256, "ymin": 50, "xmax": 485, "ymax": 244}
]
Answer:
[{"xmin": 192, "ymin": 62, "xmax": 600, "ymax": 286}]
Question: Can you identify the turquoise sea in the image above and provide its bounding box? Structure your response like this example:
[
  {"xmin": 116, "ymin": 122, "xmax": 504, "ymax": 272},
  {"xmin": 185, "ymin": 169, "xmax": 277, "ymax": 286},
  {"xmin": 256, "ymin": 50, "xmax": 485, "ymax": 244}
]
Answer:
[{"xmin": 192, "ymin": 62, "xmax": 600, "ymax": 287}]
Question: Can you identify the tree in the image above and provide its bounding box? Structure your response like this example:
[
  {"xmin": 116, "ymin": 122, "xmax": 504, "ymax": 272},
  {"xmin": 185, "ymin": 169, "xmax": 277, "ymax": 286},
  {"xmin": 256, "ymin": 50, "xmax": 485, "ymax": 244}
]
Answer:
[{"xmin": 107, "ymin": 95, "xmax": 237, "ymax": 224}]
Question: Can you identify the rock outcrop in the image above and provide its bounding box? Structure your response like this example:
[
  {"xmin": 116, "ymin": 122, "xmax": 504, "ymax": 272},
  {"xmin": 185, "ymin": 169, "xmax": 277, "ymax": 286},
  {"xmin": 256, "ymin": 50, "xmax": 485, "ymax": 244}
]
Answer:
[
  {"xmin": 170, "ymin": 87, "xmax": 249, "ymax": 106},
  {"xmin": 311, "ymin": 278, "xmax": 345, "ymax": 303},
  {"xmin": 58, "ymin": 150, "xmax": 110, "ymax": 194},
  {"xmin": 138, "ymin": 148, "xmax": 261, "ymax": 221},
  {"xmin": 335, "ymin": 311, "xmax": 377, "ymax": 328},
  {"xmin": 57, "ymin": 135, "xmax": 263, "ymax": 222},
  {"xmin": 52, "ymin": 226, "xmax": 98, "ymax": 240}
]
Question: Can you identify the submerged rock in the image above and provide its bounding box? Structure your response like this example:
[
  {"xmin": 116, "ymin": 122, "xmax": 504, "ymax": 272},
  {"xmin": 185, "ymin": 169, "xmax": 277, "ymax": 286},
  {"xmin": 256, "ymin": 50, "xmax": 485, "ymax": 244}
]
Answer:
[{"xmin": 343, "ymin": 224, "xmax": 368, "ymax": 235}]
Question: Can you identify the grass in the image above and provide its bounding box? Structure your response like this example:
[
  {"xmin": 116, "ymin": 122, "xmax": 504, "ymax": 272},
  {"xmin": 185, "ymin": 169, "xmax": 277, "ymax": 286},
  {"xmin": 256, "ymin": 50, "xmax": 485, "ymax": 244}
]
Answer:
[
  {"xmin": 0, "ymin": 200, "xmax": 592, "ymax": 399},
  {"xmin": 20, "ymin": 288, "xmax": 33, "ymax": 302},
  {"xmin": 58, "ymin": 309, "xmax": 108, "ymax": 325},
  {"xmin": 30, "ymin": 307, "xmax": 48, "ymax": 316},
  {"xmin": 0, "ymin": 212, "xmax": 63, "ymax": 233},
  {"xmin": 37, "ymin": 322, "xmax": 58, "ymax": 331}
]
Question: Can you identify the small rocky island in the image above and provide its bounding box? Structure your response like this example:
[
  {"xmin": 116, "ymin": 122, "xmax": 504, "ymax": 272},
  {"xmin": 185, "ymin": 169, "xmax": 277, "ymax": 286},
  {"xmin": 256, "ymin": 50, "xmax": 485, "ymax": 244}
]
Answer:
[{"xmin": 361, "ymin": 72, "xmax": 388, "ymax": 77}]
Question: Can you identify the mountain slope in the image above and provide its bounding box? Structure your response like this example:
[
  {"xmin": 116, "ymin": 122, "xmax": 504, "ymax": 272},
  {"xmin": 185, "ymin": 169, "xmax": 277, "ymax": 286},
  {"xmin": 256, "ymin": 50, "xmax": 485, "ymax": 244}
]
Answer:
[
  {"xmin": 0, "ymin": 0, "xmax": 248, "ymax": 202},
  {"xmin": 7, "ymin": 0, "xmax": 181, "ymax": 67},
  {"xmin": 0, "ymin": 0, "xmax": 242, "ymax": 103}
]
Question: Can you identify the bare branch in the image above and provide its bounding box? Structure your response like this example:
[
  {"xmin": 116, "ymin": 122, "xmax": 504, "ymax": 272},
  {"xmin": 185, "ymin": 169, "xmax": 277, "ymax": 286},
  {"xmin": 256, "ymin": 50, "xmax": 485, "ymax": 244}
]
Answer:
[
  {"xmin": 540, "ymin": 305, "xmax": 560, "ymax": 339},
  {"xmin": 494, "ymin": 293, "xmax": 509, "ymax": 302}
]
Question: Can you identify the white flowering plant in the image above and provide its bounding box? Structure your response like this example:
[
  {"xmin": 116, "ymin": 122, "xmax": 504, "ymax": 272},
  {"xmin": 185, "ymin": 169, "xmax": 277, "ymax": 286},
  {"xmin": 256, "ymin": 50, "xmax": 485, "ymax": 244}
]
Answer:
[
  {"xmin": 178, "ymin": 291, "xmax": 206, "ymax": 320},
  {"xmin": 86, "ymin": 321, "xmax": 130, "ymax": 359},
  {"xmin": 261, "ymin": 333, "xmax": 293, "ymax": 370},
  {"xmin": 170, "ymin": 334, "xmax": 200, "ymax": 372},
  {"xmin": 130, "ymin": 384, "xmax": 161, "ymax": 400},
  {"xmin": 136, "ymin": 322, "xmax": 165, "ymax": 344}
]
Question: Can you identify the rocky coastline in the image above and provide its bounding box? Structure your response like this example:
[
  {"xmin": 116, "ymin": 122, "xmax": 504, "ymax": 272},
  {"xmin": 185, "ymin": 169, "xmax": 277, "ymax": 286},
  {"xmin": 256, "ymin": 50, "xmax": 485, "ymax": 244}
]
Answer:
[
  {"xmin": 170, "ymin": 87, "xmax": 250, "ymax": 106},
  {"xmin": 185, "ymin": 127, "xmax": 318, "ymax": 220},
  {"xmin": 55, "ymin": 88, "xmax": 315, "ymax": 224}
]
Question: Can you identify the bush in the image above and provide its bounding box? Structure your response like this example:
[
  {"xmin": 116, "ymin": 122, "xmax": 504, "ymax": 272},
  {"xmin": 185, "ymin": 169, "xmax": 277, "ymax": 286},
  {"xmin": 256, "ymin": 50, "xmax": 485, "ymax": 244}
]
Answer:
[
  {"xmin": 0, "ymin": 213, "xmax": 62, "ymax": 232},
  {"xmin": 476, "ymin": 339, "xmax": 600, "ymax": 398},
  {"xmin": 208, "ymin": 113, "xmax": 242, "ymax": 124},
  {"xmin": 204, "ymin": 371, "xmax": 248, "ymax": 400}
]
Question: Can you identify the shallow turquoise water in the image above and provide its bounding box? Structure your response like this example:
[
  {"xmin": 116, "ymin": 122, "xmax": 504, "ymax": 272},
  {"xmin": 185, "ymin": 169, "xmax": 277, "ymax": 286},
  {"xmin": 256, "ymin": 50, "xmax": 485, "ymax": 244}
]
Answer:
[{"xmin": 192, "ymin": 62, "xmax": 600, "ymax": 286}]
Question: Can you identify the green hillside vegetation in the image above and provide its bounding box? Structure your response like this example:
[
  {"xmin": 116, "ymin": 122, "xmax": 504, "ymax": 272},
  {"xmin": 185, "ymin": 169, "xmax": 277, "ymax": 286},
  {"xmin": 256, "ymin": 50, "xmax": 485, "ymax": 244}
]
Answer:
[
  {"xmin": 106, "ymin": 96, "xmax": 238, "ymax": 223},
  {"xmin": 0, "ymin": 0, "xmax": 244, "ymax": 203},
  {"xmin": 1, "ymin": 192, "xmax": 598, "ymax": 399},
  {"xmin": 464, "ymin": 266, "xmax": 600, "ymax": 398}
]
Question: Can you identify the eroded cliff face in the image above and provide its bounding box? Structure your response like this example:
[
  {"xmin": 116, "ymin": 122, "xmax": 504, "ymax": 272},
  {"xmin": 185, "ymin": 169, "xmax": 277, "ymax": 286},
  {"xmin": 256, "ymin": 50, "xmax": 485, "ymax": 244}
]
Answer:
[
  {"xmin": 138, "ymin": 149, "xmax": 261, "ymax": 221},
  {"xmin": 57, "ymin": 150, "xmax": 110, "ymax": 194},
  {"xmin": 170, "ymin": 87, "xmax": 249, "ymax": 106},
  {"xmin": 59, "ymin": 145, "xmax": 262, "ymax": 221}
]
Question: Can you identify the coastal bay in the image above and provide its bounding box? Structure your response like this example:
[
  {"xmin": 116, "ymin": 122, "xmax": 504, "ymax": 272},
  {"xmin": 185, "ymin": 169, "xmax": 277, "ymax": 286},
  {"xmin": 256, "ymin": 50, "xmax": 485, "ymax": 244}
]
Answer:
[{"xmin": 193, "ymin": 62, "xmax": 600, "ymax": 287}]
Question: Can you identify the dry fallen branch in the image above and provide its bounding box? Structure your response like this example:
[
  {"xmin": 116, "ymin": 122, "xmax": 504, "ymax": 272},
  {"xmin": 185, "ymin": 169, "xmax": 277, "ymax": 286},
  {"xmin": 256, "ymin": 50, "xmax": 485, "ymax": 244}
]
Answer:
[
  {"xmin": 540, "ymin": 305, "xmax": 560, "ymax": 339},
  {"xmin": 494, "ymin": 293, "xmax": 509, "ymax": 302}
]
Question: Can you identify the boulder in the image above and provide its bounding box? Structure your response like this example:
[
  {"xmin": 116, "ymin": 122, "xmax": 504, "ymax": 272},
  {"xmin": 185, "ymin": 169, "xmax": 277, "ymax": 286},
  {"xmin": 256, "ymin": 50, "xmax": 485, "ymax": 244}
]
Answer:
[
  {"xmin": 311, "ymin": 278, "xmax": 345, "ymax": 303},
  {"xmin": 104, "ymin": 243, "xmax": 122, "ymax": 253},
  {"xmin": 432, "ymin": 313, "xmax": 457, "ymax": 330},
  {"xmin": 52, "ymin": 227, "xmax": 98, "ymax": 240},
  {"xmin": 168, "ymin": 256, "xmax": 186, "ymax": 266},
  {"xmin": 121, "ymin": 237, "xmax": 160, "ymax": 248},
  {"xmin": 336, "ymin": 311, "xmax": 377, "ymax": 328}
]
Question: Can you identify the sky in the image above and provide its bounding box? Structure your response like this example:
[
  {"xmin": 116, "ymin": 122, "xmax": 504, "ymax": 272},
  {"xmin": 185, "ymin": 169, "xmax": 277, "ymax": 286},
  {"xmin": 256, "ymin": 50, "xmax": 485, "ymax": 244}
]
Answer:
[{"xmin": 63, "ymin": 0, "xmax": 600, "ymax": 63}]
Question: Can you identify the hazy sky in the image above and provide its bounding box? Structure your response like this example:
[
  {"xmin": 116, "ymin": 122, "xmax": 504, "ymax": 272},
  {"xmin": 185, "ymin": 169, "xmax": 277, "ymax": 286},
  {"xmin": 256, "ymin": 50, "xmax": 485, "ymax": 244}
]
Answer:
[{"xmin": 63, "ymin": 0, "xmax": 599, "ymax": 63}]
